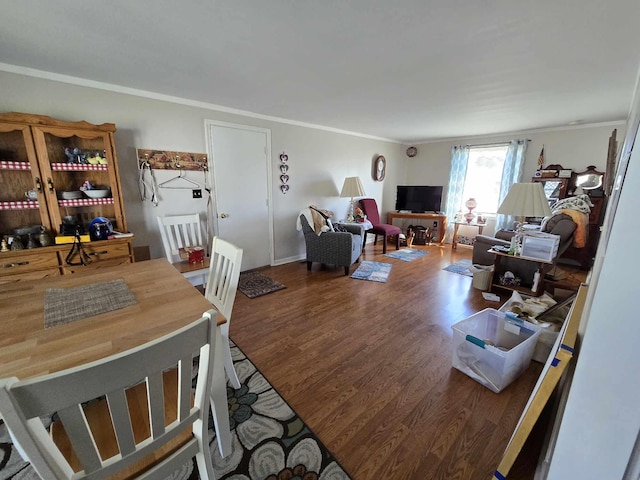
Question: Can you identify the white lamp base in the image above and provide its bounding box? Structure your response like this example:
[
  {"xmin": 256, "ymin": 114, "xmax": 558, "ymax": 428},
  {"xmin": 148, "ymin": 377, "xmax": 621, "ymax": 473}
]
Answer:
[{"xmin": 347, "ymin": 198, "xmax": 355, "ymax": 222}]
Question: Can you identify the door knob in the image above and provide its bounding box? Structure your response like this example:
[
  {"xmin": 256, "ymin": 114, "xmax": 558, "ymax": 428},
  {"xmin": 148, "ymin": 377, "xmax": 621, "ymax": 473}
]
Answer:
[{"xmin": 220, "ymin": 213, "xmax": 229, "ymax": 218}]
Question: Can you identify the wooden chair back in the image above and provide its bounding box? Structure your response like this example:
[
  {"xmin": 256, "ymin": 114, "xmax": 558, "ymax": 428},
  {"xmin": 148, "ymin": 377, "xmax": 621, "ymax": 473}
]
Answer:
[
  {"xmin": 157, "ymin": 214, "xmax": 204, "ymax": 264},
  {"xmin": 205, "ymin": 237, "xmax": 243, "ymax": 323},
  {"xmin": 0, "ymin": 311, "xmax": 220, "ymax": 480},
  {"xmin": 204, "ymin": 236, "xmax": 243, "ymax": 389},
  {"xmin": 359, "ymin": 198, "xmax": 381, "ymax": 225}
]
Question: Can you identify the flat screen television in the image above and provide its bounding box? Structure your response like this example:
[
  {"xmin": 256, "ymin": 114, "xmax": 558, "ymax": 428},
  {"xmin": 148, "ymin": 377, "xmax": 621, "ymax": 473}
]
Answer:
[{"xmin": 395, "ymin": 185, "xmax": 443, "ymax": 213}]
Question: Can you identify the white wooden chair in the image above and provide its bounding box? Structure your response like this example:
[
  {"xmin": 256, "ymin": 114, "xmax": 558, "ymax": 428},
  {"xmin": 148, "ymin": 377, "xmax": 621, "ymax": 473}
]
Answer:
[
  {"xmin": 205, "ymin": 237, "xmax": 244, "ymax": 389},
  {"xmin": 157, "ymin": 214, "xmax": 209, "ymax": 286},
  {"xmin": 0, "ymin": 310, "xmax": 230, "ymax": 480}
]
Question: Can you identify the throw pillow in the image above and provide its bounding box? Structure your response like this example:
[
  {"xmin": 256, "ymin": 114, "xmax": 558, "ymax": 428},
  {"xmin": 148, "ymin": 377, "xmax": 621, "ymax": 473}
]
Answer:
[{"xmin": 309, "ymin": 205, "xmax": 335, "ymax": 233}]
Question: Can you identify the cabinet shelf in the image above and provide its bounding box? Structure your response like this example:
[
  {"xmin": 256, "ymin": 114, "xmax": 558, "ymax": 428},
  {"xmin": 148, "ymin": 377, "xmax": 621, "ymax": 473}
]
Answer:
[
  {"xmin": 491, "ymin": 282, "xmax": 537, "ymax": 296},
  {"xmin": 50, "ymin": 163, "xmax": 108, "ymax": 172},
  {"xmin": 58, "ymin": 198, "xmax": 114, "ymax": 207},
  {"xmin": 0, "ymin": 161, "xmax": 31, "ymax": 171},
  {"xmin": 0, "ymin": 200, "xmax": 40, "ymax": 210}
]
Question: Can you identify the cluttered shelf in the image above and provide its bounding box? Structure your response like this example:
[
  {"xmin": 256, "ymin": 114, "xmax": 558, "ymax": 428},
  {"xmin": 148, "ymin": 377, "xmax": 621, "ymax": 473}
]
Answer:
[{"xmin": 488, "ymin": 246, "xmax": 555, "ymax": 297}]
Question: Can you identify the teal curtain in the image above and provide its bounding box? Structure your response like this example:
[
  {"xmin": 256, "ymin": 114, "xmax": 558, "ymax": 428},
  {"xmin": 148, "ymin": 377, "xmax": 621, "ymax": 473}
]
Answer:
[
  {"xmin": 496, "ymin": 140, "xmax": 528, "ymax": 230},
  {"xmin": 444, "ymin": 145, "xmax": 470, "ymax": 242}
]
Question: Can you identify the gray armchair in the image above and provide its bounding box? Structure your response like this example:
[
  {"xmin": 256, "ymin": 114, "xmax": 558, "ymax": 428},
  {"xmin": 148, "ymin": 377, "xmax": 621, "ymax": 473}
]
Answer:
[{"xmin": 300, "ymin": 215, "xmax": 363, "ymax": 275}]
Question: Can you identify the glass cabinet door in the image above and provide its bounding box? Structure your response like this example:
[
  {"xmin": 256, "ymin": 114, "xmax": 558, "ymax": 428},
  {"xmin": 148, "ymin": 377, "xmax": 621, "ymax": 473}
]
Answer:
[
  {"xmin": 532, "ymin": 177, "xmax": 569, "ymax": 203},
  {"xmin": 0, "ymin": 123, "xmax": 54, "ymax": 242},
  {"xmin": 31, "ymin": 126, "xmax": 125, "ymax": 236}
]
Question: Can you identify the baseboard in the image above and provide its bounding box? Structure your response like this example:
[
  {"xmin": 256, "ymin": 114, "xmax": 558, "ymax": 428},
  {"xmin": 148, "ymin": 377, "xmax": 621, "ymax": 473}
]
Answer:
[{"xmin": 272, "ymin": 254, "xmax": 305, "ymax": 266}]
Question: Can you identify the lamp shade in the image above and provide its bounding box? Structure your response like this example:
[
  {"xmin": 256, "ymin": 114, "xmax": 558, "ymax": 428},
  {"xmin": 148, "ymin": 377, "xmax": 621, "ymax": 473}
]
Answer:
[
  {"xmin": 340, "ymin": 176, "xmax": 366, "ymax": 198},
  {"xmin": 497, "ymin": 183, "xmax": 552, "ymax": 218}
]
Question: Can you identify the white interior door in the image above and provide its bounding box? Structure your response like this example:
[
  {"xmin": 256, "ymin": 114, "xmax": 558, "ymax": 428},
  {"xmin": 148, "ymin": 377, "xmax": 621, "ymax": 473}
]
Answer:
[{"xmin": 205, "ymin": 121, "xmax": 272, "ymax": 271}]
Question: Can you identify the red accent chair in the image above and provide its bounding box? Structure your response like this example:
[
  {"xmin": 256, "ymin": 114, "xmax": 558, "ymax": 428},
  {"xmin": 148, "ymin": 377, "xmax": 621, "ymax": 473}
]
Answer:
[{"xmin": 359, "ymin": 198, "xmax": 401, "ymax": 254}]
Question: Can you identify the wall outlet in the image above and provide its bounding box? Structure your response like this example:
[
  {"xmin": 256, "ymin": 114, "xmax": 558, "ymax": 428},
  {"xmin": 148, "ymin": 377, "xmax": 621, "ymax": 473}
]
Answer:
[{"xmin": 192, "ymin": 189, "xmax": 202, "ymax": 198}]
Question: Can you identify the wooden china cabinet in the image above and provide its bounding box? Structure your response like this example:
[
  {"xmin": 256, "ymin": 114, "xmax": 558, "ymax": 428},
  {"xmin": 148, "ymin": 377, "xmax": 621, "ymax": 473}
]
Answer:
[
  {"xmin": 0, "ymin": 112, "xmax": 133, "ymax": 283},
  {"xmin": 560, "ymin": 166, "xmax": 607, "ymax": 270}
]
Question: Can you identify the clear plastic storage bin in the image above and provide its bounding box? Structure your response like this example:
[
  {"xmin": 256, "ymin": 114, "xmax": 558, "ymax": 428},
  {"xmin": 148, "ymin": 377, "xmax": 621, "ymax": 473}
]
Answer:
[{"xmin": 451, "ymin": 308, "xmax": 541, "ymax": 393}]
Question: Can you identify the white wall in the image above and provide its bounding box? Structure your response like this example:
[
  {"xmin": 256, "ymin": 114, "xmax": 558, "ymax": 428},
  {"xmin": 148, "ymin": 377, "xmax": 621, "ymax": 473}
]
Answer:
[
  {"xmin": 403, "ymin": 125, "xmax": 625, "ymax": 238},
  {"xmin": 546, "ymin": 91, "xmax": 640, "ymax": 479},
  {"xmin": 0, "ymin": 71, "xmax": 405, "ymax": 263}
]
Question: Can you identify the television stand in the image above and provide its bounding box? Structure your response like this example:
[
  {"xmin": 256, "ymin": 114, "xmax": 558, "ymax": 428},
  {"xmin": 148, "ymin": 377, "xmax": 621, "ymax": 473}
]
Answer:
[{"xmin": 387, "ymin": 212, "xmax": 447, "ymax": 244}]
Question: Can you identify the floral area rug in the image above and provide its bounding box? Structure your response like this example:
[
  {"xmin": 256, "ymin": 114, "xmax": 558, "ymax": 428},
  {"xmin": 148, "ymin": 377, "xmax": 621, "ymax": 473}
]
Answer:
[
  {"xmin": 384, "ymin": 248, "xmax": 428, "ymax": 262},
  {"xmin": 350, "ymin": 260, "xmax": 392, "ymax": 283},
  {"xmin": 0, "ymin": 340, "xmax": 351, "ymax": 480},
  {"xmin": 442, "ymin": 259, "xmax": 473, "ymax": 277},
  {"xmin": 238, "ymin": 272, "xmax": 286, "ymax": 298}
]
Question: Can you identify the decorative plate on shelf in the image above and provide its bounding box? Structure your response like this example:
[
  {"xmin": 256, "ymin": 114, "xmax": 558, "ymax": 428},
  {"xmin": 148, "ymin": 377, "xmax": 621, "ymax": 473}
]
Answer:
[{"xmin": 60, "ymin": 191, "xmax": 83, "ymax": 200}]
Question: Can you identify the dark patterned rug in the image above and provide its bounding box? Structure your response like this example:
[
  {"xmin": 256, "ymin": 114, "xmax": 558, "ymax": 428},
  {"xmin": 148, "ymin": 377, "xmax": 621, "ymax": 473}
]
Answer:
[
  {"xmin": 0, "ymin": 341, "xmax": 350, "ymax": 480},
  {"xmin": 238, "ymin": 272, "xmax": 286, "ymax": 298}
]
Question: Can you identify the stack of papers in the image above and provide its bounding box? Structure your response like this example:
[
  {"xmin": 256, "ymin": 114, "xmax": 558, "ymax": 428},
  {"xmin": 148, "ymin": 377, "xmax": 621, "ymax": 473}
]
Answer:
[{"xmin": 482, "ymin": 292, "xmax": 501, "ymax": 302}]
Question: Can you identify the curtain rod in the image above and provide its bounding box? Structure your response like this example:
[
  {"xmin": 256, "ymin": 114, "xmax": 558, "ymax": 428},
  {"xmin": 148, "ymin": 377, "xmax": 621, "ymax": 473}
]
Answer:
[{"xmin": 466, "ymin": 139, "xmax": 531, "ymax": 148}]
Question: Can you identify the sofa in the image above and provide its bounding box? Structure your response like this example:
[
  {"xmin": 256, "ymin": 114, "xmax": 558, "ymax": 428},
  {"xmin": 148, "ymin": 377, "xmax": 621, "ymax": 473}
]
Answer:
[{"xmin": 472, "ymin": 213, "xmax": 577, "ymax": 282}]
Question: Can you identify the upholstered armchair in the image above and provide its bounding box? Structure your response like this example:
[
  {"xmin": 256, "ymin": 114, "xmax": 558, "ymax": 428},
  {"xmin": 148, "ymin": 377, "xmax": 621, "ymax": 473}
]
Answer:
[
  {"xmin": 299, "ymin": 215, "xmax": 363, "ymax": 275},
  {"xmin": 472, "ymin": 213, "xmax": 577, "ymax": 281}
]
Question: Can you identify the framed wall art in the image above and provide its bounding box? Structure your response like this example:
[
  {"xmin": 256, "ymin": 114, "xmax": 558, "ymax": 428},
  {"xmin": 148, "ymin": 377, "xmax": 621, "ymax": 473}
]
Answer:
[{"xmin": 373, "ymin": 155, "xmax": 386, "ymax": 182}]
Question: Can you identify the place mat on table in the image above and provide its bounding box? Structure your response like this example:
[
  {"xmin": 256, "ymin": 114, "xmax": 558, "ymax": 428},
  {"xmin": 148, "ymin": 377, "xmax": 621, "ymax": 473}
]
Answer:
[{"xmin": 44, "ymin": 278, "xmax": 137, "ymax": 328}]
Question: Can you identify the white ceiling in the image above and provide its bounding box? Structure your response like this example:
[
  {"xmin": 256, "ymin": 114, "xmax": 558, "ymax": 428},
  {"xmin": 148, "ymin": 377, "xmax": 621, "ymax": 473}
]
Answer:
[{"xmin": 2, "ymin": 0, "xmax": 639, "ymax": 143}]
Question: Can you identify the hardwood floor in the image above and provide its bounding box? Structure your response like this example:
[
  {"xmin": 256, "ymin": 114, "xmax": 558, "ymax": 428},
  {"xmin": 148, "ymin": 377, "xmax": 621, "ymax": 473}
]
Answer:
[{"xmin": 230, "ymin": 243, "xmax": 584, "ymax": 480}]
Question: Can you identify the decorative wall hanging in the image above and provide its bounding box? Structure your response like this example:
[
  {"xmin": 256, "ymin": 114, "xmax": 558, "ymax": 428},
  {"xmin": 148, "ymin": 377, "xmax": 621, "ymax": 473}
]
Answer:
[
  {"xmin": 136, "ymin": 149, "xmax": 208, "ymax": 171},
  {"xmin": 373, "ymin": 155, "xmax": 386, "ymax": 182},
  {"xmin": 279, "ymin": 152, "xmax": 289, "ymax": 194}
]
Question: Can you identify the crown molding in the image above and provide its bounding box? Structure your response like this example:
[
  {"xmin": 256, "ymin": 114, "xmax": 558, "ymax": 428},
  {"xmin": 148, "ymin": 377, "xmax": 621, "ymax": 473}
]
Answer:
[
  {"xmin": 407, "ymin": 120, "xmax": 627, "ymax": 146},
  {"xmin": 0, "ymin": 63, "xmax": 400, "ymax": 144},
  {"xmin": 1, "ymin": 63, "xmax": 626, "ymax": 147}
]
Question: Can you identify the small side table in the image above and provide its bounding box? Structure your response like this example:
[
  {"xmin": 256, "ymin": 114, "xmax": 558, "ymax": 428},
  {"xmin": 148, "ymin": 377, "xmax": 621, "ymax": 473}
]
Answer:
[
  {"xmin": 452, "ymin": 222, "xmax": 485, "ymax": 249},
  {"xmin": 336, "ymin": 219, "xmax": 373, "ymax": 253},
  {"xmin": 337, "ymin": 219, "xmax": 373, "ymax": 233}
]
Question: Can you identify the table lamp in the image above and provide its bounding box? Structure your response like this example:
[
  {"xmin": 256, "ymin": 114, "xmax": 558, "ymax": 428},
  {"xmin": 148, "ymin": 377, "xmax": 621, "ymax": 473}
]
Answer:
[
  {"xmin": 497, "ymin": 182, "xmax": 552, "ymax": 227},
  {"xmin": 497, "ymin": 182, "xmax": 552, "ymax": 254},
  {"xmin": 340, "ymin": 176, "xmax": 366, "ymax": 222}
]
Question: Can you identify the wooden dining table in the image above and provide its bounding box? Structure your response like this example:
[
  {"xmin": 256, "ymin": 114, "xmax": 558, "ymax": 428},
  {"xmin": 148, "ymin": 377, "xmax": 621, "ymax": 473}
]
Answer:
[
  {"xmin": 0, "ymin": 258, "xmax": 224, "ymax": 380},
  {"xmin": 0, "ymin": 257, "xmax": 233, "ymax": 470}
]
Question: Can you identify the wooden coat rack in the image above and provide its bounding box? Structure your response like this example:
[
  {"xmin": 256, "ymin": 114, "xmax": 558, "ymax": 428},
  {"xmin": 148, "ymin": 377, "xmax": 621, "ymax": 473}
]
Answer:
[{"xmin": 136, "ymin": 149, "xmax": 208, "ymax": 171}]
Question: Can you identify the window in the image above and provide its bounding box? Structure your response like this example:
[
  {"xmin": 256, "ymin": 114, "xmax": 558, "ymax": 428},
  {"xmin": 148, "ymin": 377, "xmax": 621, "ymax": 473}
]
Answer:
[{"xmin": 459, "ymin": 145, "xmax": 508, "ymax": 214}]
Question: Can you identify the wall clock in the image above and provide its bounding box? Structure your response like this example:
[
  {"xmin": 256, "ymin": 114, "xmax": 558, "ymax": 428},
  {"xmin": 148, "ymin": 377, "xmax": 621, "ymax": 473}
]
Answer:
[
  {"xmin": 373, "ymin": 155, "xmax": 386, "ymax": 181},
  {"xmin": 406, "ymin": 146, "xmax": 418, "ymax": 158}
]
